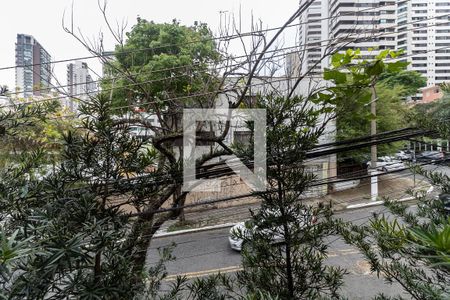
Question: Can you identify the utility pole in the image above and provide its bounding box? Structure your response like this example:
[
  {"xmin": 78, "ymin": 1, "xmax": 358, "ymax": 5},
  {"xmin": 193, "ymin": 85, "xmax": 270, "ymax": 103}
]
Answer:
[{"xmin": 370, "ymin": 85, "xmax": 378, "ymax": 201}]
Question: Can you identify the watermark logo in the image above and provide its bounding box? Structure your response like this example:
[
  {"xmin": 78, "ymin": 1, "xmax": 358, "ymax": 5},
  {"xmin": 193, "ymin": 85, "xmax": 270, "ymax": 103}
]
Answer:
[{"xmin": 182, "ymin": 108, "xmax": 266, "ymax": 192}]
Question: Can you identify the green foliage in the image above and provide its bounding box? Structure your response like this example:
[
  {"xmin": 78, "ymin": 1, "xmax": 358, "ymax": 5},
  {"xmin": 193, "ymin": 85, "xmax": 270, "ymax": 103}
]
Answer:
[
  {"xmin": 0, "ymin": 229, "xmax": 32, "ymax": 300},
  {"xmin": 103, "ymin": 18, "xmax": 220, "ymax": 112},
  {"xmin": 0, "ymin": 94, "xmax": 174, "ymax": 299},
  {"xmin": 379, "ymin": 70, "xmax": 426, "ymax": 96},
  {"xmin": 410, "ymin": 221, "xmax": 450, "ymax": 269},
  {"xmin": 234, "ymin": 95, "xmax": 346, "ymax": 299},
  {"xmin": 341, "ymin": 205, "xmax": 449, "ymax": 299},
  {"xmin": 413, "ymin": 93, "xmax": 450, "ymax": 140},
  {"xmin": 340, "ymin": 163, "xmax": 450, "ymax": 299},
  {"xmin": 357, "ymin": 79, "xmax": 450, "ymax": 300},
  {"xmin": 0, "ymin": 100, "xmax": 74, "ymax": 166},
  {"xmin": 325, "ymin": 49, "xmax": 413, "ymax": 162}
]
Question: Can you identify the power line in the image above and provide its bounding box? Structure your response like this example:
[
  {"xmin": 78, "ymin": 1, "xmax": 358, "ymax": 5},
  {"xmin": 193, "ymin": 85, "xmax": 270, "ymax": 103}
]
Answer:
[
  {"xmin": 5, "ymin": 8, "xmax": 448, "ymax": 99},
  {"xmin": 5, "ymin": 36, "xmax": 449, "ymax": 113},
  {"xmin": 147, "ymin": 169, "xmax": 432, "ymax": 248},
  {"xmin": 126, "ymin": 157, "xmax": 449, "ymax": 218},
  {"xmin": 1, "ymin": 46, "xmax": 311, "ymax": 99},
  {"xmin": 66, "ymin": 128, "xmax": 432, "ymax": 198},
  {"xmin": 5, "ymin": 7, "xmax": 450, "ymax": 112},
  {"xmin": 0, "ymin": 74, "xmax": 319, "ymax": 109},
  {"xmin": 0, "ymin": 1, "xmax": 409, "ymax": 72}
]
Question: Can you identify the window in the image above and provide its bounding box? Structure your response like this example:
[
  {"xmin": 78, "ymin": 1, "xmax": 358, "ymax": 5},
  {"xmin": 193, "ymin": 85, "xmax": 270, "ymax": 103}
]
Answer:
[{"xmin": 234, "ymin": 131, "xmax": 252, "ymax": 146}]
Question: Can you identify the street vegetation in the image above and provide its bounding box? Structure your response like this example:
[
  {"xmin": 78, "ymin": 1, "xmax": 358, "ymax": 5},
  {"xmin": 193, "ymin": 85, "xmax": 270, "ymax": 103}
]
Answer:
[{"xmin": 0, "ymin": 3, "xmax": 449, "ymax": 300}]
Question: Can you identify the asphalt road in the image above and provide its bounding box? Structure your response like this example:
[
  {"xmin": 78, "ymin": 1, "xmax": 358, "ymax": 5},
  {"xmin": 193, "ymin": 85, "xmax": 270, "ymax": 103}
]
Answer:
[
  {"xmin": 422, "ymin": 163, "xmax": 450, "ymax": 177},
  {"xmin": 147, "ymin": 206, "xmax": 411, "ymax": 299}
]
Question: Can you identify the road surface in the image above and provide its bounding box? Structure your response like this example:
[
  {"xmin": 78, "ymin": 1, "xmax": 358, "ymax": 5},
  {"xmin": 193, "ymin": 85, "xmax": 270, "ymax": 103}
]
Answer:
[
  {"xmin": 147, "ymin": 206, "xmax": 412, "ymax": 299},
  {"xmin": 423, "ymin": 163, "xmax": 450, "ymax": 177}
]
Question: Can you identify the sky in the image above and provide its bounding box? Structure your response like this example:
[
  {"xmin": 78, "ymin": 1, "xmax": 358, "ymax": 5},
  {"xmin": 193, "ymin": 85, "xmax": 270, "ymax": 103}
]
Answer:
[{"xmin": 0, "ymin": 0, "xmax": 300, "ymax": 92}]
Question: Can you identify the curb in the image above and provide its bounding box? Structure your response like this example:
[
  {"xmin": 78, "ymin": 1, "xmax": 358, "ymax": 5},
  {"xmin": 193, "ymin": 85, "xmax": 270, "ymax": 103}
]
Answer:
[
  {"xmin": 345, "ymin": 196, "xmax": 414, "ymax": 210},
  {"xmin": 153, "ymin": 222, "xmax": 236, "ymax": 239},
  {"xmin": 346, "ymin": 185, "xmax": 434, "ymax": 210}
]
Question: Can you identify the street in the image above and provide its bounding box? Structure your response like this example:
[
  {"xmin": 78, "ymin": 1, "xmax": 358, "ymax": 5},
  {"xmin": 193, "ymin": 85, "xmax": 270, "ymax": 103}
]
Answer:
[
  {"xmin": 423, "ymin": 163, "xmax": 450, "ymax": 177},
  {"xmin": 147, "ymin": 206, "xmax": 410, "ymax": 299}
]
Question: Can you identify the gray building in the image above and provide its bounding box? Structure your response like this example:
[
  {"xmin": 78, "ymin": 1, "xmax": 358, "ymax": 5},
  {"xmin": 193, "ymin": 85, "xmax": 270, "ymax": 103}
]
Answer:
[
  {"xmin": 290, "ymin": 0, "xmax": 397, "ymax": 76},
  {"xmin": 65, "ymin": 61, "xmax": 97, "ymax": 112},
  {"xmin": 67, "ymin": 61, "xmax": 96, "ymax": 96},
  {"xmin": 292, "ymin": 0, "xmax": 450, "ymax": 100},
  {"xmin": 397, "ymin": 0, "xmax": 450, "ymax": 88},
  {"xmin": 15, "ymin": 34, "xmax": 51, "ymax": 98}
]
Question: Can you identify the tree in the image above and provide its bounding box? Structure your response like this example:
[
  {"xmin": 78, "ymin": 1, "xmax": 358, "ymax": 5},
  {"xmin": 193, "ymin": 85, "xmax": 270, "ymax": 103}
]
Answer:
[
  {"xmin": 336, "ymin": 83, "xmax": 409, "ymax": 161},
  {"xmin": 99, "ymin": 18, "xmax": 224, "ymax": 223},
  {"xmin": 7, "ymin": 1, "xmax": 389, "ymax": 297},
  {"xmin": 0, "ymin": 98, "xmax": 74, "ymax": 167},
  {"xmin": 0, "ymin": 102, "xmax": 64, "ymax": 298},
  {"xmin": 379, "ymin": 70, "xmax": 426, "ymax": 97},
  {"xmin": 340, "ymin": 115, "xmax": 450, "ymax": 299},
  {"xmin": 59, "ymin": 1, "xmax": 333, "ymax": 280},
  {"xmin": 2, "ymin": 2, "xmax": 332, "ymax": 297},
  {"xmin": 413, "ymin": 88, "xmax": 450, "ymax": 126},
  {"xmin": 102, "ymin": 18, "xmax": 220, "ymax": 111},
  {"xmin": 340, "ymin": 173, "xmax": 450, "ymax": 299},
  {"xmin": 232, "ymin": 94, "xmax": 346, "ymax": 299},
  {"xmin": 328, "ymin": 49, "xmax": 411, "ymax": 162}
]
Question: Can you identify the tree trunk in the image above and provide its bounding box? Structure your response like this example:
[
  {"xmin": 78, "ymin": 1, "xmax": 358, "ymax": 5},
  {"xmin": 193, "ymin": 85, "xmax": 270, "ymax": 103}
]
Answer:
[{"xmin": 277, "ymin": 163, "xmax": 294, "ymax": 298}]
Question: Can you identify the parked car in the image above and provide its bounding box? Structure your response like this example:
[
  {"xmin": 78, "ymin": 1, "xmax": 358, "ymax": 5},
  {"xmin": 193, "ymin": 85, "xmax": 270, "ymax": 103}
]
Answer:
[
  {"xmin": 439, "ymin": 194, "xmax": 450, "ymax": 216},
  {"xmin": 366, "ymin": 156, "xmax": 405, "ymax": 173},
  {"xmin": 395, "ymin": 150, "xmax": 414, "ymax": 161},
  {"xmin": 228, "ymin": 210, "xmax": 317, "ymax": 251},
  {"xmin": 416, "ymin": 151, "xmax": 444, "ymax": 162}
]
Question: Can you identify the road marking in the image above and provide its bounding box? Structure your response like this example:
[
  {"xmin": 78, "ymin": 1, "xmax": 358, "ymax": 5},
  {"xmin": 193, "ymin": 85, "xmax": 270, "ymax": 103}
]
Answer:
[
  {"xmin": 164, "ymin": 265, "xmax": 242, "ymax": 281},
  {"xmin": 164, "ymin": 248, "xmax": 361, "ymax": 281},
  {"xmin": 328, "ymin": 249, "xmax": 359, "ymax": 257}
]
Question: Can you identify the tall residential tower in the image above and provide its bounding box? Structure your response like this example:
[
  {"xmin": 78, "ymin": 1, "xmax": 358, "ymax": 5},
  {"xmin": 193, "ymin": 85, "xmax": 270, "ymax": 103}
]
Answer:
[
  {"xmin": 15, "ymin": 34, "xmax": 51, "ymax": 98},
  {"xmin": 397, "ymin": 0, "xmax": 450, "ymax": 87},
  {"xmin": 292, "ymin": 0, "xmax": 450, "ymax": 97},
  {"xmin": 66, "ymin": 61, "xmax": 97, "ymax": 112},
  {"xmin": 67, "ymin": 61, "xmax": 96, "ymax": 98}
]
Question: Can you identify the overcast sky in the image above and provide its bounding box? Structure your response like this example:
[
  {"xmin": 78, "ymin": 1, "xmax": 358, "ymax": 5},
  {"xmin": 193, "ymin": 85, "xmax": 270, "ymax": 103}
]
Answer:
[{"xmin": 0, "ymin": 0, "xmax": 300, "ymax": 92}]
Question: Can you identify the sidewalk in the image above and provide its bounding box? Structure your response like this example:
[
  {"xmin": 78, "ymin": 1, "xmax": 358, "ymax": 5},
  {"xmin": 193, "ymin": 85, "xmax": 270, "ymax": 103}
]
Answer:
[{"xmin": 155, "ymin": 174, "xmax": 429, "ymax": 236}]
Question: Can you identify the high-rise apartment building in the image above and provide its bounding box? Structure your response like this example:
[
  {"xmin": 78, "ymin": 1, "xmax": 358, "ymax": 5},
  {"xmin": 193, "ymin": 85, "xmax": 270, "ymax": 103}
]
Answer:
[
  {"xmin": 291, "ymin": 0, "xmax": 329, "ymax": 75},
  {"xmin": 291, "ymin": 0, "xmax": 397, "ymax": 75},
  {"xmin": 67, "ymin": 61, "xmax": 96, "ymax": 98},
  {"xmin": 328, "ymin": 0, "xmax": 397, "ymax": 59},
  {"xmin": 292, "ymin": 0, "xmax": 450, "ymax": 95},
  {"xmin": 66, "ymin": 61, "xmax": 96, "ymax": 112},
  {"xmin": 397, "ymin": 0, "xmax": 450, "ymax": 88},
  {"xmin": 15, "ymin": 34, "xmax": 51, "ymax": 98}
]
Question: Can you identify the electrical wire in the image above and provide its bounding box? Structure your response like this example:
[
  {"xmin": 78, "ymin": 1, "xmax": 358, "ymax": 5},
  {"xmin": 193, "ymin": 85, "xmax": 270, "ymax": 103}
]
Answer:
[
  {"xmin": 146, "ymin": 168, "xmax": 433, "ymax": 252},
  {"xmin": 126, "ymin": 158, "xmax": 449, "ymax": 218},
  {"xmin": 148, "ymin": 179, "xmax": 431, "ymax": 261},
  {"xmin": 0, "ymin": 0, "xmax": 415, "ymax": 72},
  {"xmin": 5, "ymin": 9, "xmax": 449, "ymax": 101}
]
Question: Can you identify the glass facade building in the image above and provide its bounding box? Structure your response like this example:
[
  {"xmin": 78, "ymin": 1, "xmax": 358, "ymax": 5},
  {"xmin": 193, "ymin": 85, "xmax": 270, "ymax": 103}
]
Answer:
[{"xmin": 15, "ymin": 34, "xmax": 52, "ymax": 97}]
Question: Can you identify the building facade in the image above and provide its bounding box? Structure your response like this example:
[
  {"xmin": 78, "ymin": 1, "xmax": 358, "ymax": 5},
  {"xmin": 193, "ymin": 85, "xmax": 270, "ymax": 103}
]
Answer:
[
  {"xmin": 66, "ymin": 61, "xmax": 97, "ymax": 112},
  {"xmin": 293, "ymin": 0, "xmax": 450, "ymax": 98},
  {"xmin": 15, "ymin": 34, "xmax": 51, "ymax": 98},
  {"xmin": 67, "ymin": 61, "xmax": 96, "ymax": 98},
  {"xmin": 289, "ymin": 0, "xmax": 330, "ymax": 76},
  {"xmin": 328, "ymin": 0, "xmax": 397, "ymax": 59},
  {"xmin": 291, "ymin": 0, "xmax": 396, "ymax": 75},
  {"xmin": 397, "ymin": 0, "xmax": 450, "ymax": 88}
]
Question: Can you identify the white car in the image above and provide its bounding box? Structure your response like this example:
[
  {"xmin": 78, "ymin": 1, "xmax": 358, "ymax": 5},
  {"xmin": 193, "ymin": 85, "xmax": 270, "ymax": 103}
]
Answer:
[
  {"xmin": 228, "ymin": 210, "xmax": 316, "ymax": 251},
  {"xmin": 395, "ymin": 150, "xmax": 414, "ymax": 161},
  {"xmin": 367, "ymin": 156, "xmax": 405, "ymax": 173}
]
